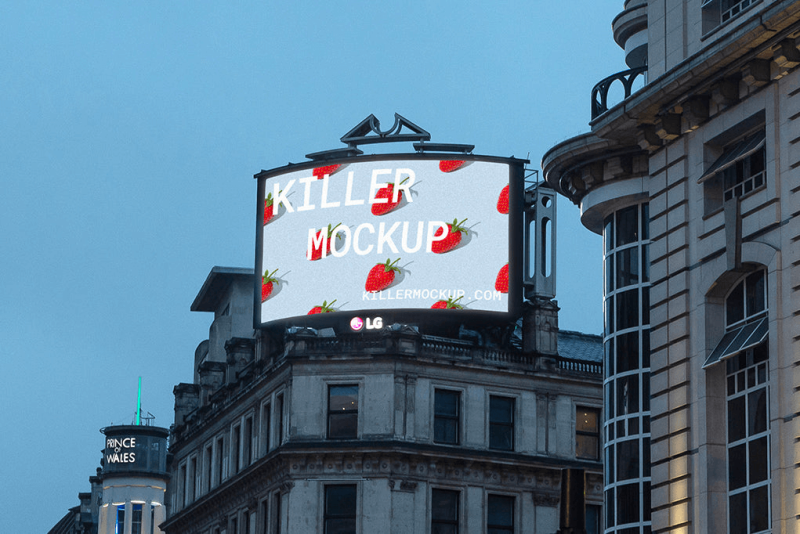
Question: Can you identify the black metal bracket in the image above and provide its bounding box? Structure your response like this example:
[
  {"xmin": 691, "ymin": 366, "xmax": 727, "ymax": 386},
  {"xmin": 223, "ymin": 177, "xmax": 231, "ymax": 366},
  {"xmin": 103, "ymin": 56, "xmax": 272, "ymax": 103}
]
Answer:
[{"xmin": 340, "ymin": 113, "xmax": 431, "ymax": 147}]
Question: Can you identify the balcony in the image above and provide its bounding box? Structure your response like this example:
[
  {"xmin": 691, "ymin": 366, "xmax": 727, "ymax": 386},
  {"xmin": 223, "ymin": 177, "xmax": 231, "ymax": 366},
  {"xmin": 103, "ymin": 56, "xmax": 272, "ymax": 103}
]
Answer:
[{"xmin": 590, "ymin": 65, "xmax": 647, "ymax": 119}]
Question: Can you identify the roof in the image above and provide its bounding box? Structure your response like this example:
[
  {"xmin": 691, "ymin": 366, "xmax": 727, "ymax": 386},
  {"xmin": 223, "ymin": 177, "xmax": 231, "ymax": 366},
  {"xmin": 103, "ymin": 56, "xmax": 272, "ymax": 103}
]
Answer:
[
  {"xmin": 558, "ymin": 330, "xmax": 603, "ymax": 363},
  {"xmin": 191, "ymin": 267, "xmax": 255, "ymax": 312}
]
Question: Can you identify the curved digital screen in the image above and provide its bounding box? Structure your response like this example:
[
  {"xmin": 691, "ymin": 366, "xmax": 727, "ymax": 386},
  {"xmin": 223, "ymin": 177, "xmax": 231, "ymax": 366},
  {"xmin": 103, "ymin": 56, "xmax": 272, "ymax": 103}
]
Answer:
[{"xmin": 255, "ymin": 155, "xmax": 522, "ymax": 327}]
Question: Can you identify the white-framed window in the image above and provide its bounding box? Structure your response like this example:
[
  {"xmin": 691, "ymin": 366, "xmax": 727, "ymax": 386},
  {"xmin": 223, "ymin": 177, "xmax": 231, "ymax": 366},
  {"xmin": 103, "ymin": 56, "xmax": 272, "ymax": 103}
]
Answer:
[{"xmin": 700, "ymin": 129, "xmax": 766, "ymax": 213}]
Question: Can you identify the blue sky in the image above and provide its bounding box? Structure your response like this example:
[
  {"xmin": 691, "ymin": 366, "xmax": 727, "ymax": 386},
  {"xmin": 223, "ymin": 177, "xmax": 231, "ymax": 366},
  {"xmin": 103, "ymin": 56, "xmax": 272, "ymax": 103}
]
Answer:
[{"xmin": 1, "ymin": 2, "xmax": 623, "ymax": 531}]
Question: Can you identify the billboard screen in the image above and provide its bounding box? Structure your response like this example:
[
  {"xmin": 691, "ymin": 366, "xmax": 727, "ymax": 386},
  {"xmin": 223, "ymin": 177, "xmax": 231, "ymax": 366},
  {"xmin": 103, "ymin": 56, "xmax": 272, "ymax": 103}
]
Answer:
[{"xmin": 255, "ymin": 154, "xmax": 523, "ymax": 328}]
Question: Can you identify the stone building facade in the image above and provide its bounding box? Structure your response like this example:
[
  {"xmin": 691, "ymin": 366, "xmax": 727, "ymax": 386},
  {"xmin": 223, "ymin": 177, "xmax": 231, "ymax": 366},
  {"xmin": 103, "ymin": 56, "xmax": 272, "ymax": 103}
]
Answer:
[
  {"xmin": 162, "ymin": 266, "xmax": 604, "ymax": 534},
  {"xmin": 542, "ymin": 1, "xmax": 800, "ymax": 533}
]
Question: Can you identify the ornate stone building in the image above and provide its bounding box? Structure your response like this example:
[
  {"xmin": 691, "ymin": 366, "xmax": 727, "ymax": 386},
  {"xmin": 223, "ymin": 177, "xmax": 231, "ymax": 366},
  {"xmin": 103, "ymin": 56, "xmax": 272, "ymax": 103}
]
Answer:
[
  {"xmin": 543, "ymin": 1, "xmax": 800, "ymax": 533},
  {"xmin": 162, "ymin": 266, "xmax": 604, "ymax": 534}
]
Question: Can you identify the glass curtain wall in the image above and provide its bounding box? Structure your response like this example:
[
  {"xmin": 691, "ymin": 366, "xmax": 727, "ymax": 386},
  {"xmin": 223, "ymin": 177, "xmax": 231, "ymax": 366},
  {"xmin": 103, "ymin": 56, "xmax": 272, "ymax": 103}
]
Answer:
[{"xmin": 603, "ymin": 203, "xmax": 651, "ymax": 534}]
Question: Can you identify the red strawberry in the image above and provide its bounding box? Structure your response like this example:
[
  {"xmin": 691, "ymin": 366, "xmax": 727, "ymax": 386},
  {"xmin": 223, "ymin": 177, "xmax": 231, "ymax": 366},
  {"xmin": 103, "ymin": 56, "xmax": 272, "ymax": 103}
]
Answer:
[
  {"xmin": 308, "ymin": 299, "xmax": 337, "ymax": 315},
  {"xmin": 264, "ymin": 192, "xmax": 276, "ymax": 225},
  {"xmin": 431, "ymin": 218, "xmax": 468, "ymax": 254},
  {"xmin": 365, "ymin": 258, "xmax": 401, "ymax": 293},
  {"xmin": 371, "ymin": 177, "xmax": 410, "ymax": 216},
  {"xmin": 261, "ymin": 268, "xmax": 279, "ymax": 302},
  {"xmin": 439, "ymin": 160, "xmax": 466, "ymax": 173},
  {"xmin": 431, "ymin": 296, "xmax": 464, "ymax": 309},
  {"xmin": 308, "ymin": 223, "xmax": 341, "ymax": 261},
  {"xmin": 497, "ymin": 184, "xmax": 509, "ymax": 214},
  {"xmin": 495, "ymin": 264, "xmax": 509, "ymax": 293},
  {"xmin": 313, "ymin": 164, "xmax": 342, "ymax": 180}
]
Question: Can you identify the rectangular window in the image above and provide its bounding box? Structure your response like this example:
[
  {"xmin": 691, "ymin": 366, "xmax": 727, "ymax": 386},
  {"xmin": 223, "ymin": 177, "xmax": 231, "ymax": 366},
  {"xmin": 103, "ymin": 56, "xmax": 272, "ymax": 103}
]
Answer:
[
  {"xmin": 244, "ymin": 415, "xmax": 253, "ymax": 466},
  {"xmin": 216, "ymin": 436, "xmax": 225, "ymax": 485},
  {"xmin": 727, "ymin": 345, "xmax": 770, "ymax": 534},
  {"xmin": 324, "ymin": 485, "xmax": 357, "ymax": 534},
  {"xmin": 576, "ymin": 407, "xmax": 601, "ymax": 460},
  {"xmin": 487, "ymin": 495, "xmax": 514, "ymax": 534},
  {"xmin": 434, "ymin": 390, "xmax": 460, "ymax": 444},
  {"xmin": 231, "ymin": 516, "xmax": 238, "ymax": 534},
  {"xmin": 431, "ymin": 489, "xmax": 459, "ymax": 534},
  {"xmin": 116, "ymin": 506, "xmax": 125, "ymax": 534},
  {"xmin": 189, "ymin": 456, "xmax": 197, "ymax": 502},
  {"xmin": 273, "ymin": 492, "xmax": 282, "ymax": 534},
  {"xmin": 131, "ymin": 504, "xmax": 143, "ymax": 534},
  {"xmin": 586, "ymin": 504, "xmax": 601, "ymax": 534},
  {"xmin": 702, "ymin": 0, "xmax": 757, "ymax": 33},
  {"xmin": 261, "ymin": 499, "xmax": 269, "ymax": 534},
  {"xmin": 276, "ymin": 394, "xmax": 284, "ymax": 445},
  {"xmin": 261, "ymin": 402, "xmax": 271, "ymax": 456},
  {"xmin": 178, "ymin": 462, "xmax": 187, "ymax": 508},
  {"xmin": 204, "ymin": 443, "xmax": 213, "ymax": 494},
  {"xmin": 232, "ymin": 423, "xmax": 241, "ymax": 475},
  {"xmin": 701, "ymin": 130, "xmax": 766, "ymax": 212},
  {"xmin": 328, "ymin": 385, "xmax": 359, "ymax": 439},
  {"xmin": 489, "ymin": 396, "xmax": 514, "ymax": 451}
]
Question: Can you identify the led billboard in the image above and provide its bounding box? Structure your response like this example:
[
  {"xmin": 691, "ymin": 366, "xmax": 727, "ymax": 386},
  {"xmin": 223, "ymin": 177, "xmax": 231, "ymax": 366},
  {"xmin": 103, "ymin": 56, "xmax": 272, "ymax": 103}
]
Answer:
[{"xmin": 255, "ymin": 154, "xmax": 523, "ymax": 328}]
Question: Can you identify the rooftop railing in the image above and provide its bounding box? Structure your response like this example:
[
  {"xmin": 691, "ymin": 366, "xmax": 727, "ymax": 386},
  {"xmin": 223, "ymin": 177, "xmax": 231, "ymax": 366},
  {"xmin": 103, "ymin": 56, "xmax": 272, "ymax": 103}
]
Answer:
[{"xmin": 591, "ymin": 65, "xmax": 647, "ymax": 119}]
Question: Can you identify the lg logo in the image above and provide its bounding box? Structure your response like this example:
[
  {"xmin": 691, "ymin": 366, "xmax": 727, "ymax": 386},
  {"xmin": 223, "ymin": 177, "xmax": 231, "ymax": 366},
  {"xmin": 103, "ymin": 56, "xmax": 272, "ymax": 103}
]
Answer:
[{"xmin": 350, "ymin": 316, "xmax": 383, "ymax": 331}]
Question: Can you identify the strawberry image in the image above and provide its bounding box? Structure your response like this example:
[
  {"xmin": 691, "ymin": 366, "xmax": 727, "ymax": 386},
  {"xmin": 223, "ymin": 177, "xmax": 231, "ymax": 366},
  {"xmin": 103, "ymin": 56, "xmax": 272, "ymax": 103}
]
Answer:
[
  {"xmin": 371, "ymin": 176, "xmax": 410, "ymax": 216},
  {"xmin": 431, "ymin": 296, "xmax": 464, "ymax": 309},
  {"xmin": 431, "ymin": 218, "xmax": 468, "ymax": 254},
  {"xmin": 365, "ymin": 258, "xmax": 401, "ymax": 293},
  {"xmin": 497, "ymin": 184, "xmax": 509, "ymax": 214},
  {"xmin": 439, "ymin": 160, "xmax": 466, "ymax": 173},
  {"xmin": 495, "ymin": 264, "xmax": 509, "ymax": 293},
  {"xmin": 263, "ymin": 192, "xmax": 277, "ymax": 225},
  {"xmin": 261, "ymin": 268, "xmax": 280, "ymax": 302},
  {"xmin": 313, "ymin": 164, "xmax": 342, "ymax": 180},
  {"xmin": 308, "ymin": 223, "xmax": 341, "ymax": 261},
  {"xmin": 308, "ymin": 299, "xmax": 337, "ymax": 315}
]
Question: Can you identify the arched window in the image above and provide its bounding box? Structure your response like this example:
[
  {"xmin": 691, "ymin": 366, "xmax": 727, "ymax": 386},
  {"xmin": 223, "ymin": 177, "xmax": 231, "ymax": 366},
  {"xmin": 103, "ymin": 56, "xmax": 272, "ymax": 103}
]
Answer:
[
  {"xmin": 703, "ymin": 269, "xmax": 767, "ymax": 368},
  {"xmin": 706, "ymin": 268, "xmax": 770, "ymax": 534}
]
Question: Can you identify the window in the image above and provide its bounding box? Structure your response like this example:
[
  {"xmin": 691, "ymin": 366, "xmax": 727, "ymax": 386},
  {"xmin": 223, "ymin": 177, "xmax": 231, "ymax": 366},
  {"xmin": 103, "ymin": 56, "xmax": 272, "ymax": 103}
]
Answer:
[
  {"xmin": 116, "ymin": 506, "xmax": 125, "ymax": 534},
  {"xmin": 328, "ymin": 385, "xmax": 358, "ymax": 439},
  {"xmin": 489, "ymin": 396, "xmax": 514, "ymax": 451},
  {"xmin": 704, "ymin": 270, "xmax": 768, "ymax": 368},
  {"xmin": 276, "ymin": 393, "xmax": 284, "ymax": 445},
  {"xmin": 272, "ymin": 492, "xmax": 282, "ymax": 534},
  {"xmin": 431, "ymin": 489, "xmax": 459, "ymax": 534},
  {"xmin": 434, "ymin": 390, "xmax": 460, "ymax": 445},
  {"xmin": 701, "ymin": 130, "xmax": 766, "ymax": 212},
  {"xmin": 230, "ymin": 516, "xmax": 238, "ymax": 534},
  {"xmin": 576, "ymin": 407, "xmax": 600, "ymax": 460},
  {"xmin": 261, "ymin": 499, "xmax": 269, "ymax": 534},
  {"xmin": 215, "ymin": 436, "xmax": 225, "ymax": 485},
  {"xmin": 324, "ymin": 485, "xmax": 357, "ymax": 534},
  {"xmin": 178, "ymin": 462, "xmax": 187, "ymax": 507},
  {"xmin": 204, "ymin": 443, "xmax": 212, "ymax": 494},
  {"xmin": 244, "ymin": 415, "xmax": 253, "ymax": 466},
  {"xmin": 189, "ymin": 456, "xmax": 197, "ymax": 501},
  {"xmin": 487, "ymin": 495, "xmax": 514, "ymax": 534},
  {"xmin": 586, "ymin": 504, "xmax": 601, "ymax": 534},
  {"xmin": 232, "ymin": 423, "xmax": 241, "ymax": 474},
  {"xmin": 702, "ymin": 0, "xmax": 759, "ymax": 33},
  {"xmin": 727, "ymin": 344, "xmax": 770, "ymax": 534},
  {"xmin": 260, "ymin": 402, "xmax": 271, "ymax": 455}
]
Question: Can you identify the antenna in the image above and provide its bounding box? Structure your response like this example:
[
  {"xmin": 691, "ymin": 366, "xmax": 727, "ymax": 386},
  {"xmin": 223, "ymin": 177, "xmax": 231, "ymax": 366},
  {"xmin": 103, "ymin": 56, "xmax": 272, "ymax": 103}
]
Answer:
[{"xmin": 136, "ymin": 376, "xmax": 142, "ymax": 426}]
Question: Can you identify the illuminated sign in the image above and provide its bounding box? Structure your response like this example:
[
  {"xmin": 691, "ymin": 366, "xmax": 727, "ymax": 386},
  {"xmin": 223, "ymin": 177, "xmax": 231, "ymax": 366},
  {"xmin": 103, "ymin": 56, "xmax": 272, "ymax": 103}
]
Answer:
[
  {"xmin": 106, "ymin": 437, "xmax": 136, "ymax": 464},
  {"xmin": 256, "ymin": 155, "xmax": 521, "ymax": 327}
]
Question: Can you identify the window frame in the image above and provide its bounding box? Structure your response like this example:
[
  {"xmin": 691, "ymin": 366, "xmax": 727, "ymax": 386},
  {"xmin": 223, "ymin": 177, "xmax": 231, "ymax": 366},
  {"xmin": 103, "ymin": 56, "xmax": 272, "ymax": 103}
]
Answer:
[
  {"xmin": 488, "ymin": 395, "xmax": 515, "ymax": 452},
  {"xmin": 323, "ymin": 484, "xmax": 358, "ymax": 534},
  {"xmin": 487, "ymin": 494, "xmax": 515, "ymax": 534},
  {"xmin": 576, "ymin": 406, "xmax": 601, "ymax": 460},
  {"xmin": 327, "ymin": 384, "xmax": 360, "ymax": 440},
  {"xmin": 433, "ymin": 388, "xmax": 461, "ymax": 445},
  {"xmin": 431, "ymin": 488, "xmax": 460, "ymax": 534}
]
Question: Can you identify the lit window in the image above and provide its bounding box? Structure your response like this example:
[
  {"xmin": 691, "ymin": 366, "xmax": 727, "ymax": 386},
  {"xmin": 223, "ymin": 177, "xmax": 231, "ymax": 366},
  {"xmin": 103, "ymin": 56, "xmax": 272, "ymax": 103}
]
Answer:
[
  {"xmin": 489, "ymin": 396, "xmax": 514, "ymax": 451},
  {"xmin": 576, "ymin": 407, "xmax": 600, "ymax": 460},
  {"xmin": 487, "ymin": 495, "xmax": 514, "ymax": 534},
  {"xmin": 328, "ymin": 385, "xmax": 358, "ymax": 439},
  {"xmin": 324, "ymin": 485, "xmax": 357, "ymax": 534},
  {"xmin": 434, "ymin": 390, "xmax": 460, "ymax": 445},
  {"xmin": 431, "ymin": 489, "xmax": 459, "ymax": 534}
]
